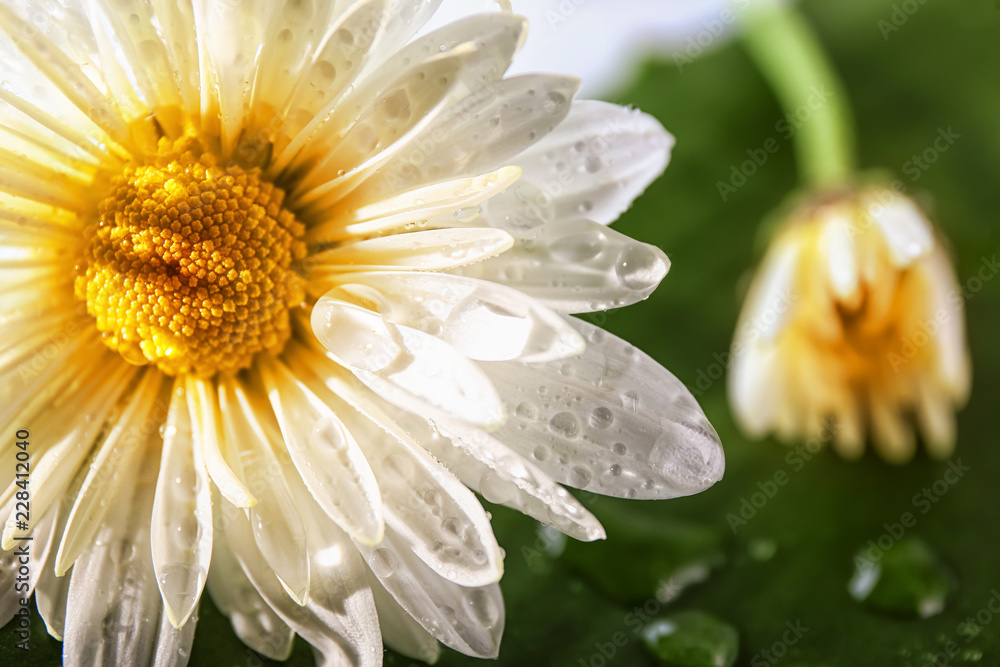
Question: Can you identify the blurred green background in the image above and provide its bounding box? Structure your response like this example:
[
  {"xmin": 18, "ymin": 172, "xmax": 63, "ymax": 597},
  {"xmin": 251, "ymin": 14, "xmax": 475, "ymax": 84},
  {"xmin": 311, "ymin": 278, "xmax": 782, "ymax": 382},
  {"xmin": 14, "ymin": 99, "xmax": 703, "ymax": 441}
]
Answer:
[{"xmin": 4, "ymin": 0, "xmax": 999, "ymax": 665}]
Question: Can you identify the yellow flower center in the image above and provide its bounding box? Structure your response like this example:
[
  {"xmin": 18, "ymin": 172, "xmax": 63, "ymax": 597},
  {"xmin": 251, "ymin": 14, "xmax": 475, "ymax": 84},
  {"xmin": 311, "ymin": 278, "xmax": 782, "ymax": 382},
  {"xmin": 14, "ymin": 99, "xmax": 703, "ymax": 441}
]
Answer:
[{"xmin": 76, "ymin": 135, "xmax": 307, "ymax": 377}]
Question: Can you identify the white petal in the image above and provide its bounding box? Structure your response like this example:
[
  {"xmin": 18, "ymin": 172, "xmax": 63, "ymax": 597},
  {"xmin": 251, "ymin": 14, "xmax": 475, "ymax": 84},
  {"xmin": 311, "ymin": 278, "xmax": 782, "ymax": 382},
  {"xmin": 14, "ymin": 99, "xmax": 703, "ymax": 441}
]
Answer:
[
  {"xmin": 267, "ymin": 0, "xmax": 388, "ymax": 173},
  {"xmin": 363, "ymin": 0, "xmax": 445, "ymax": 75},
  {"xmin": 356, "ymin": 527, "xmax": 504, "ymax": 658},
  {"xmin": 732, "ymin": 234, "xmax": 801, "ymax": 345},
  {"xmin": 290, "ymin": 50, "xmax": 475, "ymax": 206},
  {"xmin": 915, "ymin": 379, "xmax": 957, "ymax": 459},
  {"xmin": 821, "ymin": 211, "xmax": 860, "ymax": 301},
  {"xmin": 457, "ymin": 219, "xmax": 670, "ymax": 313},
  {"xmin": 0, "ymin": 4, "xmax": 133, "ymax": 150},
  {"xmin": 1, "ymin": 362, "xmax": 136, "ymax": 549},
  {"xmin": 63, "ymin": 457, "xmax": 194, "ymax": 667},
  {"xmin": 727, "ymin": 342, "xmax": 780, "ymax": 438},
  {"xmin": 316, "ymin": 166, "xmax": 521, "ymax": 242},
  {"xmin": 483, "ymin": 318, "xmax": 724, "ymax": 499},
  {"xmin": 0, "ymin": 507, "xmax": 58, "ymax": 627},
  {"xmin": 368, "ymin": 73, "xmax": 578, "ymax": 195},
  {"xmin": 313, "ymin": 227, "xmax": 513, "ymax": 271},
  {"xmin": 151, "ymin": 377, "xmax": 214, "ymax": 629},
  {"xmin": 190, "ymin": 0, "xmax": 271, "ymax": 157},
  {"xmin": 310, "ymin": 298, "xmax": 506, "ymax": 427},
  {"xmin": 370, "ymin": 575, "xmax": 441, "ymax": 664},
  {"xmin": 34, "ymin": 504, "xmax": 72, "ymax": 640},
  {"xmin": 286, "ymin": 350, "xmax": 505, "ymax": 587},
  {"xmin": 334, "ymin": 271, "xmax": 585, "ymax": 362},
  {"xmin": 870, "ymin": 394, "xmax": 916, "ymax": 464},
  {"xmin": 0, "ymin": 331, "xmax": 99, "ymax": 435},
  {"xmin": 865, "ymin": 191, "xmax": 935, "ymax": 267},
  {"xmin": 218, "ymin": 376, "xmax": 311, "ymax": 604},
  {"xmin": 247, "ymin": 0, "xmax": 349, "ymax": 118},
  {"xmin": 55, "ymin": 369, "xmax": 162, "ymax": 576},
  {"xmin": 88, "ymin": 0, "xmax": 184, "ymax": 114},
  {"xmin": 258, "ymin": 356, "xmax": 385, "ymax": 545},
  {"xmin": 221, "ymin": 493, "xmax": 383, "ymax": 667},
  {"xmin": 151, "ymin": 601, "xmax": 198, "ymax": 667},
  {"xmin": 149, "ymin": 0, "xmax": 202, "ymax": 121},
  {"xmin": 500, "ymin": 100, "xmax": 673, "ymax": 225},
  {"xmin": 186, "ymin": 376, "xmax": 257, "ymax": 509},
  {"xmin": 923, "ymin": 246, "xmax": 971, "ymax": 402},
  {"xmin": 35, "ymin": 562, "xmax": 71, "ymax": 641},
  {"xmin": 206, "ymin": 519, "xmax": 295, "ymax": 661},
  {"xmin": 392, "ymin": 407, "xmax": 605, "ymax": 541},
  {"xmin": 288, "ymin": 13, "xmax": 527, "ymax": 207}
]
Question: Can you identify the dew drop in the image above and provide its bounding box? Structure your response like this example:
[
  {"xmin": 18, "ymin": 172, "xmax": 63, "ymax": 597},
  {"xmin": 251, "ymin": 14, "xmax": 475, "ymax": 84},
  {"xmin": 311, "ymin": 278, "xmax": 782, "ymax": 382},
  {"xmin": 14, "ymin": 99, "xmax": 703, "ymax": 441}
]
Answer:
[
  {"xmin": 311, "ymin": 415, "xmax": 347, "ymax": 451},
  {"xmin": 548, "ymin": 412, "xmax": 581, "ymax": 438},
  {"xmin": 962, "ymin": 649, "xmax": 983, "ymax": 663},
  {"xmin": 589, "ymin": 406, "xmax": 614, "ymax": 430},
  {"xmin": 480, "ymin": 471, "xmax": 516, "ymax": 504},
  {"xmin": 465, "ymin": 588, "xmax": 501, "ymax": 629},
  {"xmin": 368, "ymin": 548, "xmax": 397, "ymax": 578},
  {"xmin": 515, "ymin": 401, "xmax": 538, "ymax": 421},
  {"xmin": 569, "ymin": 465, "xmax": 592, "ymax": 488},
  {"xmin": 157, "ymin": 563, "xmax": 206, "ymax": 623},
  {"xmin": 550, "ymin": 230, "xmax": 606, "ymax": 262},
  {"xmin": 454, "ymin": 206, "xmax": 481, "ymax": 223},
  {"xmin": 641, "ymin": 610, "xmax": 739, "ymax": 667},
  {"xmin": 543, "ymin": 91, "xmax": 566, "ymax": 114},
  {"xmin": 848, "ymin": 536, "xmax": 953, "ymax": 618},
  {"xmin": 616, "ymin": 245, "xmax": 666, "ymax": 290}
]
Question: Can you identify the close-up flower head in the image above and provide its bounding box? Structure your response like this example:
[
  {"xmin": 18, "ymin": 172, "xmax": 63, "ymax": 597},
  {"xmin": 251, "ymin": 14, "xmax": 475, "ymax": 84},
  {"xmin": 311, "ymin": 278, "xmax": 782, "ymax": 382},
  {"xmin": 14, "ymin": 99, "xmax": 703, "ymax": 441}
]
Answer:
[
  {"xmin": 729, "ymin": 187, "xmax": 971, "ymax": 463},
  {"xmin": 0, "ymin": 0, "xmax": 724, "ymax": 665}
]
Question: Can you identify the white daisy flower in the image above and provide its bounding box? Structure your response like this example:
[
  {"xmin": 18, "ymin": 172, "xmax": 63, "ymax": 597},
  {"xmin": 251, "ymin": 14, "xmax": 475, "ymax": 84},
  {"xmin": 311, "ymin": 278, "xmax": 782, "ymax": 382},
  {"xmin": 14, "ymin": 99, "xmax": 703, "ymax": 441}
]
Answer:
[
  {"xmin": 729, "ymin": 187, "xmax": 971, "ymax": 463},
  {"xmin": 0, "ymin": 1, "xmax": 724, "ymax": 665}
]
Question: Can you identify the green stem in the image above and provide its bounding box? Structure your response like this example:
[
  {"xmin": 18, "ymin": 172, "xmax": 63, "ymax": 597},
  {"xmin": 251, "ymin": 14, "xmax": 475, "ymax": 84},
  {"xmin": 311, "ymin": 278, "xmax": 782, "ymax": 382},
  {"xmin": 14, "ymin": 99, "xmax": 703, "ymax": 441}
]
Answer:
[{"xmin": 742, "ymin": 2, "xmax": 855, "ymax": 189}]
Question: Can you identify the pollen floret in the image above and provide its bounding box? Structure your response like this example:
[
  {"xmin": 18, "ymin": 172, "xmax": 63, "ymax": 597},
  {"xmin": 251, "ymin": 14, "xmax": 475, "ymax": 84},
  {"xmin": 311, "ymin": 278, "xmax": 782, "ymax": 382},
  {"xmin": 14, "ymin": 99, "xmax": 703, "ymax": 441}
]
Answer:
[{"xmin": 76, "ymin": 135, "xmax": 307, "ymax": 376}]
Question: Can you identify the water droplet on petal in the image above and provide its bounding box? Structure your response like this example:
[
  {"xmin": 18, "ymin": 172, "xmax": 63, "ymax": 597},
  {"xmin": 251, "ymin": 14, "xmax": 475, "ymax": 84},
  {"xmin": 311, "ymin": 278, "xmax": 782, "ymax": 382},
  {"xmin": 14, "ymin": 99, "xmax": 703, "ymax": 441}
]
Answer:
[
  {"xmin": 465, "ymin": 588, "xmax": 501, "ymax": 629},
  {"xmin": 589, "ymin": 406, "xmax": 614, "ymax": 430},
  {"xmin": 480, "ymin": 471, "xmax": 516, "ymax": 504},
  {"xmin": 569, "ymin": 465, "xmax": 592, "ymax": 488},
  {"xmin": 312, "ymin": 415, "xmax": 347, "ymax": 451},
  {"xmin": 616, "ymin": 244, "xmax": 666, "ymax": 290},
  {"xmin": 548, "ymin": 412, "xmax": 580, "ymax": 438},
  {"xmin": 515, "ymin": 401, "xmax": 538, "ymax": 421},
  {"xmin": 157, "ymin": 563, "xmax": 206, "ymax": 624},
  {"xmin": 369, "ymin": 548, "xmax": 397, "ymax": 578}
]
